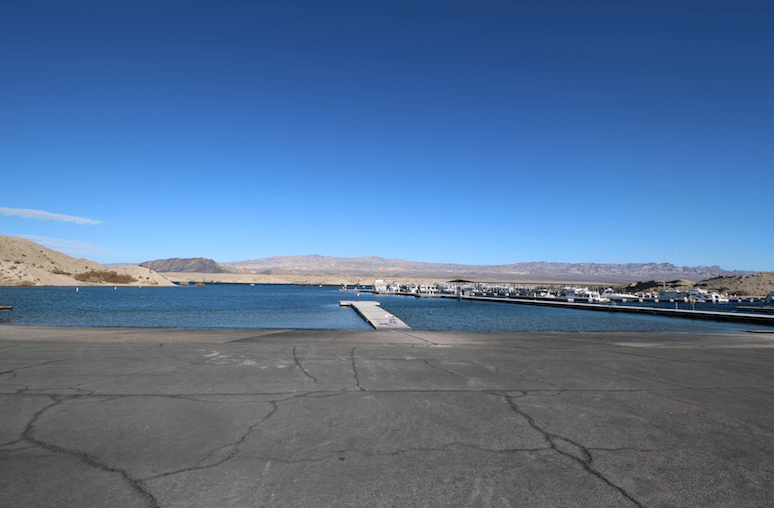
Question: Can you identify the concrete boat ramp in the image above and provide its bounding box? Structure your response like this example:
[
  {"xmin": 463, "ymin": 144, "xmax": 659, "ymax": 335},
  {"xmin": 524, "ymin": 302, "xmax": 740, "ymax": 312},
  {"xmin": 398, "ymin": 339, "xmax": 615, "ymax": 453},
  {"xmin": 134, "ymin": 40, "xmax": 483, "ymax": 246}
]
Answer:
[
  {"xmin": 2, "ymin": 325, "xmax": 774, "ymax": 507},
  {"xmin": 340, "ymin": 300, "xmax": 411, "ymax": 329}
]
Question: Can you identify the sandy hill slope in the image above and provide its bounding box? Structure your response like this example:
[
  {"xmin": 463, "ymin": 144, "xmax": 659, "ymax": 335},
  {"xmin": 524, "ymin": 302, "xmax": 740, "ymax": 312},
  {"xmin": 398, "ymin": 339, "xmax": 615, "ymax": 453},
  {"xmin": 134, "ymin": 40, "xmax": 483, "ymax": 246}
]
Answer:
[{"xmin": 0, "ymin": 235, "xmax": 175, "ymax": 286}]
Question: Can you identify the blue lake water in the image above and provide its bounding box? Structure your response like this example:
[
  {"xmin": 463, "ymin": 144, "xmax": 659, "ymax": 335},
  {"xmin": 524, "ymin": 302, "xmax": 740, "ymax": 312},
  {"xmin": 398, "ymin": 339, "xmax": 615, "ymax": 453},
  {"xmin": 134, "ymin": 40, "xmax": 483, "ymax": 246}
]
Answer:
[{"xmin": 0, "ymin": 284, "xmax": 771, "ymax": 333}]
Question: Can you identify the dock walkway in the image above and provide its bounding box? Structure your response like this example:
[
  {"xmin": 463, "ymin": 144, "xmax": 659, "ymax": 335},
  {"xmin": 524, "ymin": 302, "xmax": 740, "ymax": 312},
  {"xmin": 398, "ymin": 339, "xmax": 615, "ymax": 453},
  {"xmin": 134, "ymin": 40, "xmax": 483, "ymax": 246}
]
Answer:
[
  {"xmin": 441, "ymin": 294, "xmax": 774, "ymax": 326},
  {"xmin": 340, "ymin": 300, "xmax": 411, "ymax": 329}
]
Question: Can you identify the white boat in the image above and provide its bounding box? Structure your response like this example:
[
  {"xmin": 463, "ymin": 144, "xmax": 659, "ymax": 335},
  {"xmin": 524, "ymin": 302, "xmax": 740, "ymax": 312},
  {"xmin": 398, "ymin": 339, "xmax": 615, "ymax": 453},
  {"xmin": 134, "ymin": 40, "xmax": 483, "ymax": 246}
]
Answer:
[
  {"xmin": 565, "ymin": 288, "xmax": 608, "ymax": 303},
  {"xmin": 659, "ymin": 290, "xmax": 686, "ymax": 302},
  {"xmin": 687, "ymin": 288, "xmax": 726, "ymax": 303},
  {"xmin": 601, "ymin": 289, "xmax": 638, "ymax": 302},
  {"xmin": 528, "ymin": 290, "xmax": 556, "ymax": 298}
]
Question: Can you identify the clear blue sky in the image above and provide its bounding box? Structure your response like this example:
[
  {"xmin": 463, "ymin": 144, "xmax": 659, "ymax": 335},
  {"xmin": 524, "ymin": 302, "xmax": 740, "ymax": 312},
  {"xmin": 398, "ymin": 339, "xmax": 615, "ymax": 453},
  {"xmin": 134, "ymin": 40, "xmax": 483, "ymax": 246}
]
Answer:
[{"xmin": 2, "ymin": 1, "xmax": 772, "ymax": 270}]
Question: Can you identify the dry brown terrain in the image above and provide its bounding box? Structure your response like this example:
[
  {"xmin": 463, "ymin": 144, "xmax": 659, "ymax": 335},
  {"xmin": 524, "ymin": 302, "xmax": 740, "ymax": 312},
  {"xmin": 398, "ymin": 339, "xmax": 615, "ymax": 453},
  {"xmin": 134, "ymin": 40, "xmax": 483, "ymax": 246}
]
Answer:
[
  {"xmin": 693, "ymin": 272, "xmax": 774, "ymax": 296},
  {"xmin": 625, "ymin": 273, "xmax": 774, "ymax": 297},
  {"xmin": 0, "ymin": 235, "xmax": 175, "ymax": 287}
]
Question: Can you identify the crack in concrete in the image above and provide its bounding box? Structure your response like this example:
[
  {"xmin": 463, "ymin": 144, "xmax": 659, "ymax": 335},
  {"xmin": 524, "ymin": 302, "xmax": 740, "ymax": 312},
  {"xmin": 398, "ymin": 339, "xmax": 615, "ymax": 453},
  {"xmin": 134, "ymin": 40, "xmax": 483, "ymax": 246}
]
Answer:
[
  {"xmin": 588, "ymin": 446, "xmax": 670, "ymax": 453},
  {"xmin": 0, "ymin": 358, "xmax": 70, "ymax": 376},
  {"xmin": 7, "ymin": 386, "xmax": 32, "ymax": 395},
  {"xmin": 21, "ymin": 395, "xmax": 161, "ymax": 508},
  {"xmin": 350, "ymin": 347, "xmax": 364, "ymax": 391},
  {"xmin": 360, "ymin": 441, "xmax": 548, "ymax": 457},
  {"xmin": 145, "ymin": 401, "xmax": 279, "ymax": 481},
  {"xmin": 500, "ymin": 369, "xmax": 567, "ymax": 390},
  {"xmin": 422, "ymin": 359, "xmax": 466, "ymax": 379},
  {"xmin": 228, "ymin": 330, "xmax": 294, "ymax": 342},
  {"xmin": 394, "ymin": 331, "xmax": 439, "ymax": 345},
  {"xmin": 242, "ymin": 441, "xmax": 549, "ymax": 466},
  {"xmin": 292, "ymin": 346, "xmax": 318, "ymax": 384},
  {"xmin": 504, "ymin": 394, "xmax": 643, "ymax": 508},
  {"xmin": 69, "ymin": 365, "xmax": 172, "ymax": 391},
  {"xmin": 0, "ymin": 441, "xmax": 38, "ymax": 452},
  {"xmin": 0, "ymin": 438, "xmax": 25, "ymax": 448},
  {"xmin": 504, "ymin": 389, "xmax": 566, "ymax": 398},
  {"xmin": 16, "ymin": 385, "xmax": 96, "ymax": 396}
]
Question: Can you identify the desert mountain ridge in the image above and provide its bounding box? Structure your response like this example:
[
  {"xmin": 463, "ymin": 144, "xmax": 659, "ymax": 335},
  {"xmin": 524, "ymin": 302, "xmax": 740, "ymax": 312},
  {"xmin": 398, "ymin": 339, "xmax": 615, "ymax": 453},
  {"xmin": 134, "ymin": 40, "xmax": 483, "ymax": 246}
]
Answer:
[
  {"xmin": 221, "ymin": 255, "xmax": 753, "ymax": 283},
  {"xmin": 111, "ymin": 254, "xmax": 753, "ymax": 282}
]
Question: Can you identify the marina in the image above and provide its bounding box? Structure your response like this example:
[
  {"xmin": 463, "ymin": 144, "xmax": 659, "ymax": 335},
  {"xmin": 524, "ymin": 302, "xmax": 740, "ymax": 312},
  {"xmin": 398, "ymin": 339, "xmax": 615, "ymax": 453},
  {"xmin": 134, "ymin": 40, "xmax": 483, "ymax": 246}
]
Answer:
[
  {"xmin": 1, "ymin": 283, "xmax": 773, "ymax": 333},
  {"xmin": 344, "ymin": 281, "xmax": 774, "ymax": 327},
  {"xmin": 447, "ymin": 294, "xmax": 774, "ymax": 326}
]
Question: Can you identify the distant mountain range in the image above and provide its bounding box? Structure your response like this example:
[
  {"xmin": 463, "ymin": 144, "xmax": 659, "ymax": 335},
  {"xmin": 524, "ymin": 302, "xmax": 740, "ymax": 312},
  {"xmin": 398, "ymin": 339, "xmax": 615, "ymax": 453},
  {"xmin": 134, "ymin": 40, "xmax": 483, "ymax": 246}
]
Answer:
[
  {"xmin": 223, "ymin": 255, "xmax": 754, "ymax": 283},
  {"xmin": 140, "ymin": 257, "xmax": 230, "ymax": 273},
  {"xmin": 3, "ymin": 237, "xmax": 768, "ymax": 292}
]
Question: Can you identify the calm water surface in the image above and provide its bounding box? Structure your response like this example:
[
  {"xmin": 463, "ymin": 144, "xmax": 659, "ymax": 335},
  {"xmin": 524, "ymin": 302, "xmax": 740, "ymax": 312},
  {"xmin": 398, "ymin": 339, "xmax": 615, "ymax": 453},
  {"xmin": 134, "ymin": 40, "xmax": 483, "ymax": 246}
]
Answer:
[{"xmin": 0, "ymin": 284, "xmax": 770, "ymax": 333}]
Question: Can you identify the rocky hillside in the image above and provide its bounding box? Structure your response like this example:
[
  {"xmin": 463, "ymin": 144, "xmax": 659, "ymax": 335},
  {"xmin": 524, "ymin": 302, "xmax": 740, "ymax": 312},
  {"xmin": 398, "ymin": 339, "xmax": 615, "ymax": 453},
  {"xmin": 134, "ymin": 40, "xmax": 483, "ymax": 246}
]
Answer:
[
  {"xmin": 693, "ymin": 272, "xmax": 774, "ymax": 296},
  {"xmin": 624, "ymin": 273, "xmax": 774, "ymax": 297},
  {"xmin": 224, "ymin": 256, "xmax": 751, "ymax": 283},
  {"xmin": 141, "ymin": 257, "xmax": 230, "ymax": 273},
  {"xmin": 0, "ymin": 235, "xmax": 174, "ymax": 286},
  {"xmin": 623, "ymin": 280, "xmax": 698, "ymax": 294}
]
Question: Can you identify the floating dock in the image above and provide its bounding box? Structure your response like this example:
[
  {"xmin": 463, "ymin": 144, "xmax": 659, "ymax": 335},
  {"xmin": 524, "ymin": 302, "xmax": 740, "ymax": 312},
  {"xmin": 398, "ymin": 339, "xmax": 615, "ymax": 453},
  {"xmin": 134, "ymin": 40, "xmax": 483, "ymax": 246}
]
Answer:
[
  {"xmin": 737, "ymin": 306, "xmax": 774, "ymax": 314},
  {"xmin": 340, "ymin": 301, "xmax": 411, "ymax": 329},
  {"xmin": 442, "ymin": 294, "xmax": 774, "ymax": 326}
]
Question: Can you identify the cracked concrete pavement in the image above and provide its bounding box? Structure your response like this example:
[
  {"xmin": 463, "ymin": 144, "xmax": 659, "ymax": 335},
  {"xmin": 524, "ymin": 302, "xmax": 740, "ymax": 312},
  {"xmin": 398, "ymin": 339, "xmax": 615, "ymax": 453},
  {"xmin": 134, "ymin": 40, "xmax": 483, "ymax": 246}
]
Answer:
[{"xmin": 1, "ymin": 326, "xmax": 774, "ymax": 507}]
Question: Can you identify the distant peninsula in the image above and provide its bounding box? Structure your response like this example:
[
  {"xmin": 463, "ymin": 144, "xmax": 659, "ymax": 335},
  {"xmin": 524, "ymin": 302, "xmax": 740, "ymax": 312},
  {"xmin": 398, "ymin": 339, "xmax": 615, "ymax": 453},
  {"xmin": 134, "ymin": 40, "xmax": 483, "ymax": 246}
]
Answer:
[{"xmin": 140, "ymin": 257, "xmax": 230, "ymax": 273}]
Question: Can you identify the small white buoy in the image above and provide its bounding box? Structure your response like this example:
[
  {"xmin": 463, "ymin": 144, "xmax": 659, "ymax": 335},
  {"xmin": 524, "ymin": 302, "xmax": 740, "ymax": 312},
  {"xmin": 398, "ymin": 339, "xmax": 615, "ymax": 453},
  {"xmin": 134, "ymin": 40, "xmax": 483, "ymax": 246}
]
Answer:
[{"xmin": 76, "ymin": 287, "xmax": 79, "ymax": 292}]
